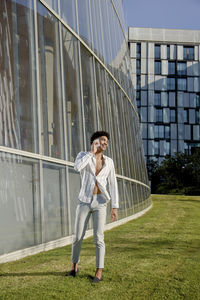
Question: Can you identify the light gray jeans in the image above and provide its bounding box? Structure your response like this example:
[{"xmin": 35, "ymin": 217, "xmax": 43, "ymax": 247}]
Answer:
[{"xmin": 72, "ymin": 194, "xmax": 107, "ymax": 268}]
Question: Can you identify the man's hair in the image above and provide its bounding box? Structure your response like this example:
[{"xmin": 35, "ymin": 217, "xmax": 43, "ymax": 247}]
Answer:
[{"xmin": 90, "ymin": 131, "xmax": 110, "ymax": 144}]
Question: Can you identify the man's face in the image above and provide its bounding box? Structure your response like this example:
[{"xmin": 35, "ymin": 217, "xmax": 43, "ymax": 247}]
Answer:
[{"xmin": 99, "ymin": 136, "xmax": 109, "ymax": 152}]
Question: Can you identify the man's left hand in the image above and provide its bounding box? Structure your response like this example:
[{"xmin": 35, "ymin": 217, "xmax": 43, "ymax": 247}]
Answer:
[{"xmin": 111, "ymin": 208, "xmax": 117, "ymax": 222}]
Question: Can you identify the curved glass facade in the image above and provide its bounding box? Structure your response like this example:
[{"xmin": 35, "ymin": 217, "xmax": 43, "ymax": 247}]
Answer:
[{"xmin": 0, "ymin": 0, "xmax": 151, "ymax": 260}]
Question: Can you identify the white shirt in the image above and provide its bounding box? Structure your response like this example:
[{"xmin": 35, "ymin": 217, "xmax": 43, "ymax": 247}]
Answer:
[{"xmin": 74, "ymin": 151, "xmax": 119, "ymax": 208}]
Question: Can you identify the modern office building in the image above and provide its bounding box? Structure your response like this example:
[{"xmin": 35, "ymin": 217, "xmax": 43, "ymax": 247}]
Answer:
[
  {"xmin": 129, "ymin": 27, "xmax": 200, "ymax": 164},
  {"xmin": 0, "ymin": 0, "xmax": 151, "ymax": 263}
]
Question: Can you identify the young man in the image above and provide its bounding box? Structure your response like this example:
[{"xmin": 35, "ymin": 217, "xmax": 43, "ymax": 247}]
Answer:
[{"xmin": 67, "ymin": 131, "xmax": 119, "ymax": 283}]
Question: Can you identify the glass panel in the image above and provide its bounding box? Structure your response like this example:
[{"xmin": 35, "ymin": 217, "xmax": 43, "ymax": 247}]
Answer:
[
  {"xmin": 167, "ymin": 45, "xmax": 170, "ymax": 59},
  {"xmin": 116, "ymin": 179, "xmax": 126, "ymax": 220},
  {"xmin": 155, "ymin": 92, "xmax": 161, "ymax": 106},
  {"xmin": 62, "ymin": 26, "xmax": 83, "ymax": 162},
  {"xmin": 95, "ymin": 61, "xmax": 110, "ymax": 133},
  {"xmin": 0, "ymin": 153, "xmax": 40, "ymax": 255},
  {"xmin": 155, "ymin": 61, "xmax": 161, "ymax": 75},
  {"xmin": 159, "ymin": 126, "xmax": 164, "ymax": 138},
  {"xmin": 60, "ymin": 0, "xmax": 77, "ymax": 33},
  {"xmin": 168, "ymin": 61, "xmax": 175, "ymax": 75},
  {"xmin": 165, "ymin": 126, "xmax": 170, "ymax": 138},
  {"xmin": 43, "ymin": 162, "xmax": 67, "ymax": 242},
  {"xmin": 77, "ymin": 0, "xmax": 92, "ymax": 47},
  {"xmin": 177, "ymin": 62, "xmax": 186, "ymax": 75},
  {"xmin": 90, "ymin": 0, "xmax": 104, "ymax": 60},
  {"xmin": 116, "ymin": 91, "xmax": 130, "ymax": 177},
  {"xmin": 154, "ymin": 125, "xmax": 159, "ymax": 138},
  {"xmin": 37, "ymin": 2, "xmax": 64, "ymax": 159},
  {"xmin": 156, "ymin": 109, "xmax": 163, "ymax": 122},
  {"xmin": 137, "ymin": 44, "xmax": 141, "ymax": 59},
  {"xmin": 0, "ymin": 0, "xmax": 38, "ymax": 153},
  {"xmin": 68, "ymin": 167, "xmax": 81, "ymax": 234},
  {"xmin": 124, "ymin": 181, "xmax": 133, "ymax": 216},
  {"xmin": 155, "ymin": 141, "xmax": 159, "ymax": 155},
  {"xmin": 155, "ymin": 45, "xmax": 160, "ymax": 59},
  {"xmin": 80, "ymin": 45, "xmax": 97, "ymax": 150},
  {"xmin": 137, "ymin": 75, "xmax": 141, "ymax": 90},
  {"xmin": 43, "ymin": 0, "xmax": 58, "ymax": 13},
  {"xmin": 100, "ymin": 0, "xmax": 111, "ymax": 67},
  {"xmin": 177, "ymin": 78, "xmax": 187, "ymax": 91},
  {"xmin": 184, "ymin": 46, "xmax": 194, "ymax": 60},
  {"xmin": 106, "ymin": 76, "xmax": 122, "ymax": 174},
  {"xmin": 170, "ymin": 109, "xmax": 176, "ymax": 122},
  {"xmin": 167, "ymin": 78, "xmax": 175, "ymax": 90},
  {"xmin": 123, "ymin": 101, "xmax": 136, "ymax": 179},
  {"xmin": 136, "ymin": 59, "xmax": 141, "ymax": 74}
]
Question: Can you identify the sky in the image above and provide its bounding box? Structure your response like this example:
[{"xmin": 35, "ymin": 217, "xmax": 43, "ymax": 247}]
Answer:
[{"xmin": 123, "ymin": 0, "xmax": 200, "ymax": 31}]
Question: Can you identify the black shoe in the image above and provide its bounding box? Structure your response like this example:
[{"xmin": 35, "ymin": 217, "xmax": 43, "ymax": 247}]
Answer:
[
  {"xmin": 66, "ymin": 269, "xmax": 79, "ymax": 277},
  {"xmin": 92, "ymin": 276, "xmax": 102, "ymax": 283}
]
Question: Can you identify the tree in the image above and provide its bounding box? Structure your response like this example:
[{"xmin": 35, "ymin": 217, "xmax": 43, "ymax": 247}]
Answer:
[{"xmin": 148, "ymin": 151, "xmax": 200, "ymax": 195}]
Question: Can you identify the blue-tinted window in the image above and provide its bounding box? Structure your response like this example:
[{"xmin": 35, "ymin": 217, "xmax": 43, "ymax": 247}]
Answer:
[
  {"xmin": 155, "ymin": 92, "xmax": 161, "ymax": 106},
  {"xmin": 155, "ymin": 61, "xmax": 161, "ymax": 75},
  {"xmin": 165, "ymin": 126, "xmax": 170, "ymax": 138},
  {"xmin": 155, "ymin": 45, "xmax": 160, "ymax": 59},
  {"xmin": 177, "ymin": 78, "xmax": 187, "ymax": 91},
  {"xmin": 183, "ymin": 46, "xmax": 194, "ymax": 60},
  {"xmin": 183, "ymin": 109, "xmax": 189, "ymax": 123},
  {"xmin": 167, "ymin": 78, "xmax": 175, "ymax": 90},
  {"xmin": 168, "ymin": 61, "xmax": 176, "ymax": 75},
  {"xmin": 137, "ymin": 44, "xmax": 141, "ymax": 59},
  {"xmin": 136, "ymin": 59, "xmax": 141, "ymax": 74},
  {"xmin": 177, "ymin": 62, "xmax": 186, "ymax": 75},
  {"xmin": 156, "ymin": 109, "xmax": 163, "ymax": 122},
  {"xmin": 170, "ymin": 109, "xmax": 176, "ymax": 122}
]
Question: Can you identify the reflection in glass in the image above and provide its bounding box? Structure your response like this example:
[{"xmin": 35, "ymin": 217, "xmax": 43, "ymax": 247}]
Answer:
[
  {"xmin": 183, "ymin": 46, "xmax": 194, "ymax": 60},
  {"xmin": 0, "ymin": 153, "xmax": 40, "ymax": 255},
  {"xmin": 177, "ymin": 78, "xmax": 187, "ymax": 91},
  {"xmin": 62, "ymin": 26, "xmax": 83, "ymax": 162},
  {"xmin": 80, "ymin": 44, "xmax": 97, "ymax": 150},
  {"xmin": 0, "ymin": 0, "xmax": 38, "ymax": 153},
  {"xmin": 168, "ymin": 61, "xmax": 176, "ymax": 75},
  {"xmin": 68, "ymin": 168, "xmax": 81, "ymax": 234},
  {"xmin": 177, "ymin": 62, "xmax": 186, "ymax": 76},
  {"xmin": 90, "ymin": 0, "xmax": 104, "ymax": 60},
  {"xmin": 37, "ymin": 2, "xmax": 64, "ymax": 159},
  {"xmin": 116, "ymin": 90, "xmax": 130, "ymax": 177},
  {"xmin": 155, "ymin": 45, "xmax": 161, "ymax": 59},
  {"xmin": 77, "ymin": 0, "xmax": 92, "ymax": 47},
  {"xmin": 95, "ymin": 61, "xmax": 110, "ymax": 133},
  {"xmin": 167, "ymin": 78, "xmax": 175, "ymax": 90},
  {"xmin": 43, "ymin": 162, "xmax": 67, "ymax": 242},
  {"xmin": 43, "ymin": 0, "xmax": 58, "ymax": 13},
  {"xmin": 106, "ymin": 76, "xmax": 122, "ymax": 174},
  {"xmin": 60, "ymin": 0, "xmax": 77, "ymax": 33},
  {"xmin": 155, "ymin": 61, "xmax": 161, "ymax": 75}
]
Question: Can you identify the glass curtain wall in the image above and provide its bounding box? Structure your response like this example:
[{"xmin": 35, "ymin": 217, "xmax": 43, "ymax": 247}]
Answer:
[
  {"xmin": 0, "ymin": 0, "xmax": 38, "ymax": 153},
  {"xmin": 0, "ymin": 0, "xmax": 151, "ymax": 259}
]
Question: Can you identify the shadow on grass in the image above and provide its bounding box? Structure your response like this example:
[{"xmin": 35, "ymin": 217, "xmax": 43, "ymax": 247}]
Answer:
[{"xmin": 0, "ymin": 272, "xmax": 94, "ymax": 280}]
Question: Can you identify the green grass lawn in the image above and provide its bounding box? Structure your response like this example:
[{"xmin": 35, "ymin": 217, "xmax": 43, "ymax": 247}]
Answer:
[{"xmin": 1, "ymin": 194, "xmax": 200, "ymax": 300}]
